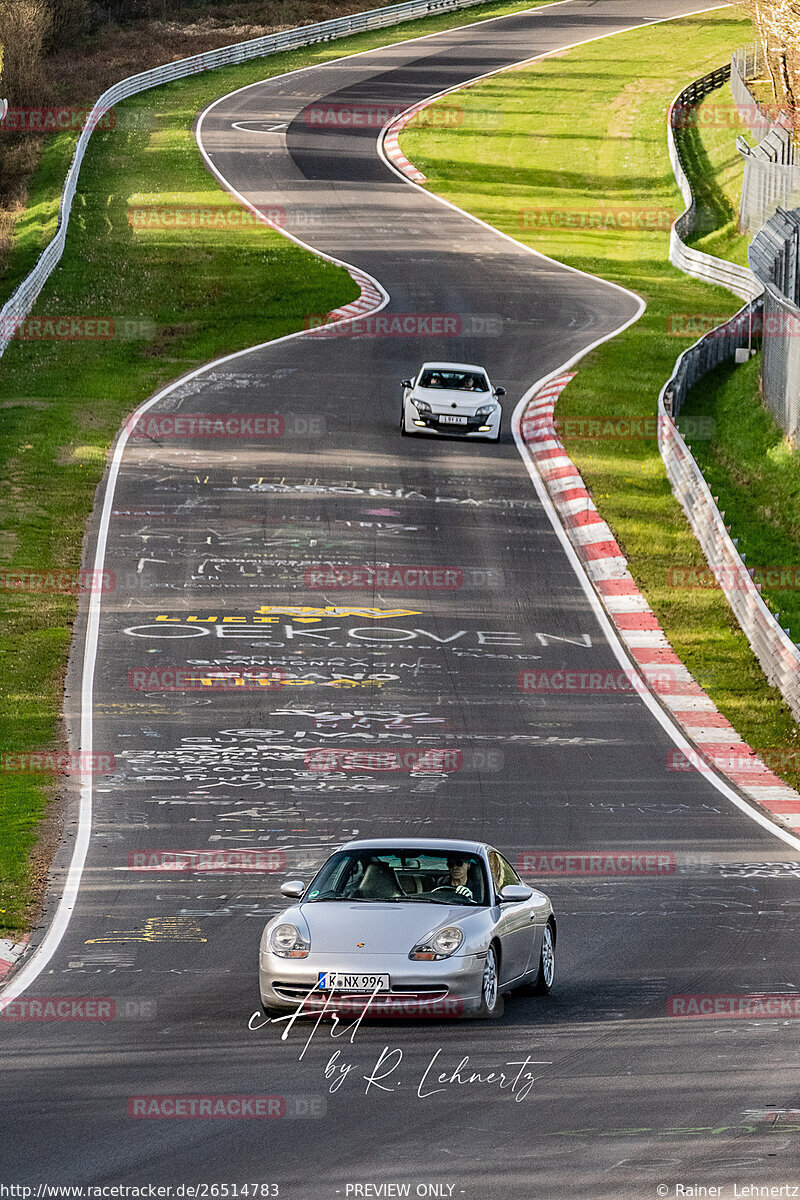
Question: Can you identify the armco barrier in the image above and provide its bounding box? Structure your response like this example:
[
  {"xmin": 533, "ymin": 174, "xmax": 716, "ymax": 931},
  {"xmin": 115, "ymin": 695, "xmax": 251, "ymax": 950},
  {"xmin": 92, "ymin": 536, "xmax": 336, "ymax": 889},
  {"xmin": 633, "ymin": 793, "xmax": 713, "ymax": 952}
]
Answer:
[
  {"xmin": 657, "ymin": 406, "xmax": 800, "ymax": 721},
  {"xmin": 0, "ymin": 0, "xmax": 492, "ymax": 359},
  {"xmin": 667, "ymin": 66, "xmax": 760, "ymax": 302},
  {"xmin": 660, "ymin": 73, "xmax": 800, "ymax": 723}
]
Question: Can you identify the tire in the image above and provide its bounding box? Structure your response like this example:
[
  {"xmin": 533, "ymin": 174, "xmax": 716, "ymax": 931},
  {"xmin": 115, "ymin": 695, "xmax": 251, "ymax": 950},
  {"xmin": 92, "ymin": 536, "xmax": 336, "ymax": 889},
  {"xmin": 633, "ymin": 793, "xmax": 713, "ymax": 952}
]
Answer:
[
  {"xmin": 531, "ymin": 920, "xmax": 556, "ymax": 995},
  {"xmin": 400, "ymin": 402, "xmax": 410, "ymax": 436},
  {"xmin": 477, "ymin": 942, "xmax": 502, "ymax": 1018}
]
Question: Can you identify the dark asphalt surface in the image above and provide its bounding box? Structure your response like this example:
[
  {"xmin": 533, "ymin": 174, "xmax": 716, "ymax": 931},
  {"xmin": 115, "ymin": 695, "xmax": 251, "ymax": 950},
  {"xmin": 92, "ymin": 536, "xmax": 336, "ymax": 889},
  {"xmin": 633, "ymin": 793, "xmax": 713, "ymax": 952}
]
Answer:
[{"xmin": 4, "ymin": 3, "xmax": 800, "ymax": 1197}]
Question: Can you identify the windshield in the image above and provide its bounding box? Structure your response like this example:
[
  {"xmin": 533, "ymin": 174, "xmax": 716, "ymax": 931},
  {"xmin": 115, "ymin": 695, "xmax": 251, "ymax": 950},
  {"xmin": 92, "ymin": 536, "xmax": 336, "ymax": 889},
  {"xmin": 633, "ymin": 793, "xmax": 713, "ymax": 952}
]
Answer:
[
  {"xmin": 305, "ymin": 849, "xmax": 488, "ymax": 906},
  {"xmin": 418, "ymin": 369, "xmax": 489, "ymax": 392}
]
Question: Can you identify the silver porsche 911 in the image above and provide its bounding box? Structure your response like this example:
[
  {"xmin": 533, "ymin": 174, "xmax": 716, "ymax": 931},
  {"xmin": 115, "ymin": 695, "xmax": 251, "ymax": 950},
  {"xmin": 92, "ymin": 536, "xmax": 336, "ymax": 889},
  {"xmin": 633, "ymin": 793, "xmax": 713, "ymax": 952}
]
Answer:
[{"xmin": 259, "ymin": 838, "xmax": 556, "ymax": 1018}]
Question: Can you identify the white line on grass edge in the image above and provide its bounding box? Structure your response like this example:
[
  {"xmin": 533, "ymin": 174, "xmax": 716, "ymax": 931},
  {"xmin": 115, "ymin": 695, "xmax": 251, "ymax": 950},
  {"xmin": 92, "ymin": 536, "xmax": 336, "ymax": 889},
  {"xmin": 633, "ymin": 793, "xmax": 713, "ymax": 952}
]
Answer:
[{"xmin": 5, "ymin": 0, "xmax": 796, "ymax": 1005}]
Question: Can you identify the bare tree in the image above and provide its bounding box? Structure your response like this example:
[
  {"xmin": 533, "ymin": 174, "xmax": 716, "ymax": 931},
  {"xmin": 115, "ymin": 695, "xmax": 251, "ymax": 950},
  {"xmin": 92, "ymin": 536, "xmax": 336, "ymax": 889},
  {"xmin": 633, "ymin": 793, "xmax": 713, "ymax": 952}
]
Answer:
[
  {"xmin": 748, "ymin": 0, "xmax": 800, "ymax": 128},
  {"xmin": 45, "ymin": 0, "xmax": 89, "ymax": 47},
  {"xmin": 0, "ymin": 0, "xmax": 52, "ymax": 104}
]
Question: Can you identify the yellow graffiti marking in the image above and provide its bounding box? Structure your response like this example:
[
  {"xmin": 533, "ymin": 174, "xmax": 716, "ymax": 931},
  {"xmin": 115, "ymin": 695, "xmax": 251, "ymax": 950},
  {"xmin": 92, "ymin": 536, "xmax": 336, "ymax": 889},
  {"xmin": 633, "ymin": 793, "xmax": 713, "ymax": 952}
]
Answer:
[
  {"xmin": 253, "ymin": 606, "xmax": 422, "ymax": 620},
  {"xmin": 86, "ymin": 917, "xmax": 207, "ymax": 944},
  {"xmin": 154, "ymin": 608, "xmax": 422, "ymax": 624}
]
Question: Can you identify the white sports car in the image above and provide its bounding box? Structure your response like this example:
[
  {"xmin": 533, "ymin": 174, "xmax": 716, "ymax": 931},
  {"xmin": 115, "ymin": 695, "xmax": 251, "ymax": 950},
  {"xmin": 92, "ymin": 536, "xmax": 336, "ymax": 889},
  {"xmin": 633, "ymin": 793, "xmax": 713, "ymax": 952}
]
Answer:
[{"xmin": 400, "ymin": 361, "xmax": 505, "ymax": 441}]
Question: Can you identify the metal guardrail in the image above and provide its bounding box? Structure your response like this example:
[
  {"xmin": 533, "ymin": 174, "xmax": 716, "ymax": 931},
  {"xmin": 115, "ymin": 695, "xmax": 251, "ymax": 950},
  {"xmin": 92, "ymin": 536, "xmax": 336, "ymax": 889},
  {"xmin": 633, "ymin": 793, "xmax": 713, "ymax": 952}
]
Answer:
[
  {"xmin": 0, "ymin": 0, "xmax": 491, "ymax": 358},
  {"xmin": 667, "ymin": 66, "xmax": 760, "ymax": 302},
  {"xmin": 660, "ymin": 301, "xmax": 762, "ymax": 420},
  {"xmin": 659, "ymin": 69, "xmax": 800, "ymax": 723},
  {"xmin": 658, "ymin": 408, "xmax": 800, "ymax": 720}
]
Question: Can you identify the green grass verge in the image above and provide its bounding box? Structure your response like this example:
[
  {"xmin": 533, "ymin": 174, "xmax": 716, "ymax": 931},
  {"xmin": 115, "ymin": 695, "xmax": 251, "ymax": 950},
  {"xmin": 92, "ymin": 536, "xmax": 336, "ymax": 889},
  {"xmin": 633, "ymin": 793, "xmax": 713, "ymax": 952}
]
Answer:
[
  {"xmin": 677, "ymin": 83, "xmax": 750, "ymax": 266},
  {"xmin": 402, "ymin": 6, "xmax": 800, "ymax": 787},
  {"xmin": 679, "ymin": 356, "xmax": 800, "ymax": 645},
  {"xmin": 0, "ymin": 0, "xmax": 550, "ymax": 935}
]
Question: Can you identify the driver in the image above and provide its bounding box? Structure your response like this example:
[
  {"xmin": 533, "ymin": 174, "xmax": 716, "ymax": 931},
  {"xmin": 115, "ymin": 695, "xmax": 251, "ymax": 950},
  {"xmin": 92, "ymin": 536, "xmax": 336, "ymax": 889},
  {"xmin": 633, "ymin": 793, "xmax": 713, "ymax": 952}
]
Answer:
[{"xmin": 436, "ymin": 856, "xmax": 473, "ymax": 900}]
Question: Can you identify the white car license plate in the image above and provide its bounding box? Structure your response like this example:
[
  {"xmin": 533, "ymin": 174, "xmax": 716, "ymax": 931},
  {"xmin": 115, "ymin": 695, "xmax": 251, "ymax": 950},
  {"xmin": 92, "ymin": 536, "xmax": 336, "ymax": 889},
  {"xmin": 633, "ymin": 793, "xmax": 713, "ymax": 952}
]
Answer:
[
  {"xmin": 317, "ymin": 971, "xmax": 390, "ymax": 992},
  {"xmin": 439, "ymin": 414, "xmax": 468, "ymax": 425}
]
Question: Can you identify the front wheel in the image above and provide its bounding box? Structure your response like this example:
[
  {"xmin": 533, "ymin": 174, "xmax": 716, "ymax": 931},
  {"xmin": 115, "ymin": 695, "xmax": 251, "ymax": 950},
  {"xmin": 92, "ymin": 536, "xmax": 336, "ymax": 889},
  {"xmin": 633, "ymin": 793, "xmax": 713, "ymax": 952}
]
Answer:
[
  {"xmin": 531, "ymin": 921, "xmax": 555, "ymax": 995},
  {"xmin": 399, "ymin": 402, "xmax": 410, "ymax": 435},
  {"xmin": 477, "ymin": 943, "xmax": 502, "ymax": 1017}
]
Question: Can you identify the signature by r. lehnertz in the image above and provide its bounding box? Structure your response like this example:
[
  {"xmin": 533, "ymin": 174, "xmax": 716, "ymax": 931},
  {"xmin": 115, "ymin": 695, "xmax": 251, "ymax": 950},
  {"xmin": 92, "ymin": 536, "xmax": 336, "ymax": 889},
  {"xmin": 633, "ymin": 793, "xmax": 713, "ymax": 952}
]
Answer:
[{"xmin": 248, "ymin": 985, "xmax": 550, "ymax": 1101}]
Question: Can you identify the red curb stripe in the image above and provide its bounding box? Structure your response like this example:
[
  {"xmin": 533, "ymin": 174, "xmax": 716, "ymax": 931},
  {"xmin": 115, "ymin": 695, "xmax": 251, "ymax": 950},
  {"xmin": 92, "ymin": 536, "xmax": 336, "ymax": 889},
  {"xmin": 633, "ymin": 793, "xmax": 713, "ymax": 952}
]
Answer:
[
  {"xmin": 678, "ymin": 711, "xmax": 736, "ymax": 729},
  {"xmin": 693, "ymin": 742, "xmax": 749, "ymax": 758},
  {"xmin": 629, "ymin": 647, "xmax": 684, "ymax": 665},
  {"xmin": 542, "ymin": 465, "xmax": 581, "ymax": 482},
  {"xmin": 613, "ymin": 611, "xmax": 661, "ymax": 631},
  {"xmin": 755, "ymin": 796, "xmax": 800, "ymax": 812},
  {"xmin": 650, "ymin": 680, "xmax": 706, "ymax": 696},
  {"xmin": 581, "ymin": 540, "xmax": 623, "ymax": 562},
  {"xmin": 724, "ymin": 771, "xmax": 789, "ymax": 788},
  {"xmin": 595, "ymin": 578, "xmax": 639, "ymax": 595},
  {"xmin": 567, "ymin": 510, "xmax": 606, "ymax": 528},
  {"xmin": 551, "ymin": 487, "xmax": 590, "ymax": 503}
]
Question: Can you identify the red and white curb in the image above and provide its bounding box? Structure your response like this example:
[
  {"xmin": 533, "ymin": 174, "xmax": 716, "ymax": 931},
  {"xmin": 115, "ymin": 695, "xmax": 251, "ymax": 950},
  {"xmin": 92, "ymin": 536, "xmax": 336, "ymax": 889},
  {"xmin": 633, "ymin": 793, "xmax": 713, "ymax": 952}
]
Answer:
[
  {"xmin": 521, "ymin": 374, "xmax": 800, "ymax": 830},
  {"xmin": 322, "ymin": 267, "xmax": 386, "ymax": 323},
  {"xmin": 382, "ymin": 104, "xmax": 428, "ymax": 182},
  {"xmin": 0, "ymin": 937, "xmax": 29, "ymax": 982}
]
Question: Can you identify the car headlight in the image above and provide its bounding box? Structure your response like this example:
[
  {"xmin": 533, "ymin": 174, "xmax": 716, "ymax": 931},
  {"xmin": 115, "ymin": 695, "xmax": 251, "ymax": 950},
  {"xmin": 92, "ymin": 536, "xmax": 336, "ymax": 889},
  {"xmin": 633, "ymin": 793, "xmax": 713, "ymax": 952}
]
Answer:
[
  {"xmin": 268, "ymin": 923, "xmax": 310, "ymax": 958},
  {"xmin": 409, "ymin": 925, "xmax": 464, "ymax": 960},
  {"xmin": 475, "ymin": 405, "xmax": 497, "ymax": 418},
  {"xmin": 413, "ymin": 399, "xmax": 431, "ymax": 413}
]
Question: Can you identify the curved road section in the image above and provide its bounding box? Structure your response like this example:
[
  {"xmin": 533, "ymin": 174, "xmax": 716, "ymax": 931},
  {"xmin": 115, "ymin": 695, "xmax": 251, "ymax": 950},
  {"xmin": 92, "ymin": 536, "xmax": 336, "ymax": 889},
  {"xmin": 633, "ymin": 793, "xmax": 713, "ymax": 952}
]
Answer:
[{"xmin": 5, "ymin": 3, "xmax": 800, "ymax": 1198}]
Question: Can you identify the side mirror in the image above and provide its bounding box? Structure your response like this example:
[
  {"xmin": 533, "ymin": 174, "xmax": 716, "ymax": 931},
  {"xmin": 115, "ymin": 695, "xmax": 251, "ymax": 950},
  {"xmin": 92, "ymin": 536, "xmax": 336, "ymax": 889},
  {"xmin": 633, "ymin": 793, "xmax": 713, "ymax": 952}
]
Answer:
[
  {"xmin": 401, "ymin": 379, "xmax": 412, "ymax": 388},
  {"xmin": 495, "ymin": 387, "xmax": 506, "ymax": 397},
  {"xmin": 499, "ymin": 883, "xmax": 533, "ymax": 903},
  {"xmin": 280, "ymin": 879, "xmax": 305, "ymax": 899}
]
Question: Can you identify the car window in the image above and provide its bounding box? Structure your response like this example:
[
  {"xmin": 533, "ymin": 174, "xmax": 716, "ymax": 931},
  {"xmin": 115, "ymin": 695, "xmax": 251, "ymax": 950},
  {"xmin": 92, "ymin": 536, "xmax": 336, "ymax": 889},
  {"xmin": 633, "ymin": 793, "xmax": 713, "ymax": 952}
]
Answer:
[
  {"xmin": 498, "ymin": 854, "xmax": 521, "ymax": 888},
  {"xmin": 305, "ymin": 849, "xmax": 488, "ymax": 905},
  {"xmin": 418, "ymin": 370, "xmax": 489, "ymax": 392},
  {"xmin": 487, "ymin": 849, "xmax": 520, "ymax": 896}
]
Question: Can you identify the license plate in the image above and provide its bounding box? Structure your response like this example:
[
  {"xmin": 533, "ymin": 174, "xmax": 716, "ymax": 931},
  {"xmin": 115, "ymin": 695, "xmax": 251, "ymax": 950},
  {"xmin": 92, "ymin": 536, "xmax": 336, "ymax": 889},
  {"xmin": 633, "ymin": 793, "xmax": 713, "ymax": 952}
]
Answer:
[
  {"xmin": 439, "ymin": 414, "xmax": 468, "ymax": 425},
  {"xmin": 317, "ymin": 972, "xmax": 390, "ymax": 992}
]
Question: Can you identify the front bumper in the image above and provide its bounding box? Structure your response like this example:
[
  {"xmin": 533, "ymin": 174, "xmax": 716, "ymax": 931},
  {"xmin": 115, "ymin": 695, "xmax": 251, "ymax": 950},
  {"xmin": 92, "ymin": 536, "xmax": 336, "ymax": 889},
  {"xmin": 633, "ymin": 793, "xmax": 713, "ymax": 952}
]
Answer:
[
  {"xmin": 259, "ymin": 950, "xmax": 485, "ymax": 1016},
  {"xmin": 404, "ymin": 401, "xmax": 501, "ymax": 438}
]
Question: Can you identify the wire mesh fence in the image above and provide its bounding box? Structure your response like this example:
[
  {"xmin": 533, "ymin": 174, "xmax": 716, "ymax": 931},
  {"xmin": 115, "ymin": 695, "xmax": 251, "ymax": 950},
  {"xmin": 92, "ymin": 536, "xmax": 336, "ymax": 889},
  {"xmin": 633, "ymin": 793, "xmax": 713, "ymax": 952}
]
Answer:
[
  {"xmin": 748, "ymin": 207, "xmax": 800, "ymax": 438},
  {"xmin": 732, "ymin": 47, "xmax": 800, "ymax": 233}
]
